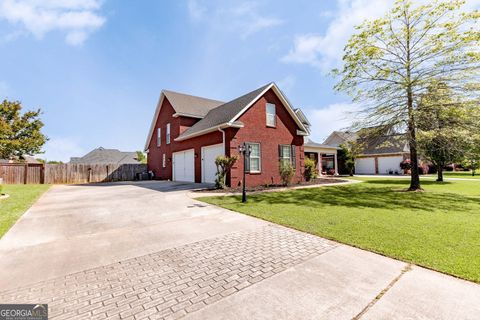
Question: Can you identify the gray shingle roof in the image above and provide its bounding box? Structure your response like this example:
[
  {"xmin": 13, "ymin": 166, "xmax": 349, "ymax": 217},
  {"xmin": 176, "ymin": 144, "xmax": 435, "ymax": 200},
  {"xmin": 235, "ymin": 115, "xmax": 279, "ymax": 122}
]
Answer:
[
  {"xmin": 304, "ymin": 137, "xmax": 338, "ymax": 149},
  {"xmin": 163, "ymin": 90, "xmax": 224, "ymax": 118},
  {"xmin": 177, "ymin": 83, "xmax": 272, "ymax": 140},
  {"xmin": 70, "ymin": 147, "xmax": 141, "ymax": 164},
  {"xmin": 359, "ymin": 134, "xmax": 409, "ymax": 155}
]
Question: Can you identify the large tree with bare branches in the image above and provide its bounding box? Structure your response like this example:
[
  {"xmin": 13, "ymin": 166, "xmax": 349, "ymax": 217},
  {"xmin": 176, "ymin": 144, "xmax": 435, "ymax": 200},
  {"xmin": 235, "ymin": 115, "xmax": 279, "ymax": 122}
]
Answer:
[{"xmin": 334, "ymin": 0, "xmax": 479, "ymax": 190}]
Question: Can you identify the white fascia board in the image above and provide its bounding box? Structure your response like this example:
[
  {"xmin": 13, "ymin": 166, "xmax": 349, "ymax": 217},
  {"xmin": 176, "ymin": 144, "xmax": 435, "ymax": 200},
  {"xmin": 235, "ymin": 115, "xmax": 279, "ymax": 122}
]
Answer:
[
  {"xmin": 174, "ymin": 122, "xmax": 244, "ymax": 142},
  {"xmin": 144, "ymin": 92, "xmax": 165, "ymax": 151},
  {"xmin": 228, "ymin": 83, "xmax": 308, "ymax": 134}
]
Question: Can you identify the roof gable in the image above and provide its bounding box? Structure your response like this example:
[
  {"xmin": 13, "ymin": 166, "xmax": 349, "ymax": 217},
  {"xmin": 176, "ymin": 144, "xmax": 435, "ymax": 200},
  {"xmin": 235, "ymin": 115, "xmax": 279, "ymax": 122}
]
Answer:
[{"xmin": 175, "ymin": 82, "xmax": 308, "ymax": 141}]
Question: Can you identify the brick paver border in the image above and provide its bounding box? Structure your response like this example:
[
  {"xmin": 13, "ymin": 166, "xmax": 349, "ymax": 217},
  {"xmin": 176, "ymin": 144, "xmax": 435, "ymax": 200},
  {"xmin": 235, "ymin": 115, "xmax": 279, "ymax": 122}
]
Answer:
[{"xmin": 1, "ymin": 225, "xmax": 337, "ymax": 320}]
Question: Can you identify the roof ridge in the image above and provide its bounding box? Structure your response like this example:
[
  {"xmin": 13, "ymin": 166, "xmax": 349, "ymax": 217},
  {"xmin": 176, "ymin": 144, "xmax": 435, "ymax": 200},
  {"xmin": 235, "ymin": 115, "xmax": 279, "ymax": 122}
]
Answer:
[
  {"xmin": 163, "ymin": 89, "xmax": 224, "ymax": 104},
  {"xmin": 202, "ymin": 82, "xmax": 273, "ymax": 116}
]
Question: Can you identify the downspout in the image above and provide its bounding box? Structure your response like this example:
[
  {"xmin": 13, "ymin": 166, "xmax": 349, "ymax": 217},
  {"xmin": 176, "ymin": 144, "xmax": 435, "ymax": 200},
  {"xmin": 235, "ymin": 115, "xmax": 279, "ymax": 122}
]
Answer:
[
  {"xmin": 218, "ymin": 127, "xmax": 226, "ymax": 156},
  {"xmin": 218, "ymin": 127, "xmax": 227, "ymax": 186}
]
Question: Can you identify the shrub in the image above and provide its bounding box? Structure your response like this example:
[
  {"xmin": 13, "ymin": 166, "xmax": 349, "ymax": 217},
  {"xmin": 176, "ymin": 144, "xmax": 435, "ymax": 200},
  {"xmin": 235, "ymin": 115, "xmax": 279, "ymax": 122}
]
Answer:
[
  {"xmin": 214, "ymin": 155, "xmax": 238, "ymax": 189},
  {"xmin": 279, "ymin": 162, "xmax": 295, "ymax": 186},
  {"xmin": 400, "ymin": 159, "xmax": 429, "ymax": 175},
  {"xmin": 304, "ymin": 158, "xmax": 317, "ymax": 181},
  {"xmin": 400, "ymin": 159, "xmax": 411, "ymax": 171}
]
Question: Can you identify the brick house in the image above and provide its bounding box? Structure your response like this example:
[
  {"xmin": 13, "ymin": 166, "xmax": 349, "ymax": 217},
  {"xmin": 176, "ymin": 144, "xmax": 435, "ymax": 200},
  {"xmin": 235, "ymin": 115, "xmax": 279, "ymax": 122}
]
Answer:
[{"xmin": 144, "ymin": 82, "xmax": 310, "ymax": 187}]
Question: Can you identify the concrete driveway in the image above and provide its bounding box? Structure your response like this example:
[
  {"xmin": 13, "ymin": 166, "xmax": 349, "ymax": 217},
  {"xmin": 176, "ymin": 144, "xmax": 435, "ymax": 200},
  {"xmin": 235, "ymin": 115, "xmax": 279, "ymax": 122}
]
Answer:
[{"xmin": 0, "ymin": 181, "xmax": 479, "ymax": 320}]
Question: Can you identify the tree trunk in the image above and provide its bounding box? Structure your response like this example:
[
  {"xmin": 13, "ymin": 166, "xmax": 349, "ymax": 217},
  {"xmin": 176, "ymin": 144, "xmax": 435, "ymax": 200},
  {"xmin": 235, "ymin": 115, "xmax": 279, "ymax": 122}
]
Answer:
[
  {"xmin": 405, "ymin": 14, "xmax": 421, "ymax": 192},
  {"xmin": 407, "ymin": 93, "xmax": 422, "ymax": 191},
  {"xmin": 437, "ymin": 164, "xmax": 443, "ymax": 182}
]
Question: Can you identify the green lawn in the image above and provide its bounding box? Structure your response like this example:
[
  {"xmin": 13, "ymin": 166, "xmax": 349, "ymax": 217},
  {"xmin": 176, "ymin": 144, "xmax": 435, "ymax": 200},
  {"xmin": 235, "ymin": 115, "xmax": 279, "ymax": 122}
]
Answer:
[
  {"xmin": 199, "ymin": 178, "xmax": 480, "ymax": 283},
  {"xmin": 442, "ymin": 171, "xmax": 480, "ymax": 179},
  {"xmin": 0, "ymin": 184, "xmax": 50, "ymax": 238}
]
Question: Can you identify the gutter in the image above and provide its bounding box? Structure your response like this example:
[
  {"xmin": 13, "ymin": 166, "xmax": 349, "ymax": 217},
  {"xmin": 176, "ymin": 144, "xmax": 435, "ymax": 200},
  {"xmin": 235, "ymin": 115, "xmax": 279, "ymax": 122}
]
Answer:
[{"xmin": 175, "ymin": 122, "xmax": 243, "ymax": 142}]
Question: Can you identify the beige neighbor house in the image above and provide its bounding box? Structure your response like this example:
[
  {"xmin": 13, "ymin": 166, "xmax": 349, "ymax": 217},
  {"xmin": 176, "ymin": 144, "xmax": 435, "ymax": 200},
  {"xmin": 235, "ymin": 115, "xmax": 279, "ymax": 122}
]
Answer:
[{"xmin": 324, "ymin": 131, "xmax": 409, "ymax": 175}]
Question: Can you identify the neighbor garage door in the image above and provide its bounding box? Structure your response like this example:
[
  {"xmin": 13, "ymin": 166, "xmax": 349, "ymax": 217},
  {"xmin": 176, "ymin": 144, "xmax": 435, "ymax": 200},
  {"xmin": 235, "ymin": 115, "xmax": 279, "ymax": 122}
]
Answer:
[
  {"xmin": 378, "ymin": 156, "xmax": 403, "ymax": 175},
  {"xmin": 202, "ymin": 144, "xmax": 224, "ymax": 183},
  {"xmin": 355, "ymin": 158, "xmax": 376, "ymax": 174},
  {"xmin": 173, "ymin": 149, "xmax": 195, "ymax": 182}
]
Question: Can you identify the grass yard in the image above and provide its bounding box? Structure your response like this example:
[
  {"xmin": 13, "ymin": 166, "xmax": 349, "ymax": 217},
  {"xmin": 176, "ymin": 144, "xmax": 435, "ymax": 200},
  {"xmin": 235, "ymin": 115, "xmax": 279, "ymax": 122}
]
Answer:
[
  {"xmin": 442, "ymin": 171, "xmax": 480, "ymax": 179},
  {"xmin": 199, "ymin": 178, "xmax": 480, "ymax": 283},
  {"xmin": 0, "ymin": 184, "xmax": 50, "ymax": 238}
]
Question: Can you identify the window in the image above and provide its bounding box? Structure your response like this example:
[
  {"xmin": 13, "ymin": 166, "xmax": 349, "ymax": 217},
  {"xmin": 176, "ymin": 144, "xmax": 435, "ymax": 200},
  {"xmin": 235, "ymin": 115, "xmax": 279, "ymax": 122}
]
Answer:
[
  {"xmin": 162, "ymin": 154, "xmax": 166, "ymax": 168},
  {"xmin": 266, "ymin": 103, "xmax": 276, "ymax": 127},
  {"xmin": 166, "ymin": 123, "xmax": 171, "ymax": 144},
  {"xmin": 157, "ymin": 128, "xmax": 161, "ymax": 147},
  {"xmin": 279, "ymin": 145, "xmax": 296, "ymax": 168},
  {"xmin": 247, "ymin": 143, "xmax": 261, "ymax": 173}
]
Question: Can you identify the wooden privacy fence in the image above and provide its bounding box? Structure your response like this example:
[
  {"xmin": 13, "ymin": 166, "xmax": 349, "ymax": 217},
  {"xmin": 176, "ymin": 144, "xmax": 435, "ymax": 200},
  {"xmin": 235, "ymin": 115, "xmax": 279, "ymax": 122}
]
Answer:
[{"xmin": 0, "ymin": 163, "xmax": 147, "ymax": 184}]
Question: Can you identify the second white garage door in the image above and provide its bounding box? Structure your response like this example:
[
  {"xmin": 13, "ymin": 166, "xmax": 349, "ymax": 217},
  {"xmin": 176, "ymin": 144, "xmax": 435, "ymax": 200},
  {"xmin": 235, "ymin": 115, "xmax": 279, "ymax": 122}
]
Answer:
[
  {"xmin": 202, "ymin": 144, "xmax": 224, "ymax": 183},
  {"xmin": 378, "ymin": 156, "xmax": 403, "ymax": 175},
  {"xmin": 355, "ymin": 158, "xmax": 376, "ymax": 174},
  {"xmin": 173, "ymin": 149, "xmax": 195, "ymax": 182}
]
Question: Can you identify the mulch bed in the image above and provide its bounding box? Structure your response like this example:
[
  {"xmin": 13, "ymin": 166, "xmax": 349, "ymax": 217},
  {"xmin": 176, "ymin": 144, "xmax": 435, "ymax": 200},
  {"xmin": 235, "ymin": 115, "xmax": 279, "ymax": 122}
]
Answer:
[{"xmin": 195, "ymin": 177, "xmax": 348, "ymax": 193}]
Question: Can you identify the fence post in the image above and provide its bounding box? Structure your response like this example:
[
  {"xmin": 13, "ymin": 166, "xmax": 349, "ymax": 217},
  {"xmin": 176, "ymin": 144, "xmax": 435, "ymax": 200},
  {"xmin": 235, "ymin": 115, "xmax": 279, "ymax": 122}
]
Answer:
[
  {"xmin": 40, "ymin": 164, "xmax": 45, "ymax": 184},
  {"xmin": 24, "ymin": 163, "xmax": 28, "ymax": 184}
]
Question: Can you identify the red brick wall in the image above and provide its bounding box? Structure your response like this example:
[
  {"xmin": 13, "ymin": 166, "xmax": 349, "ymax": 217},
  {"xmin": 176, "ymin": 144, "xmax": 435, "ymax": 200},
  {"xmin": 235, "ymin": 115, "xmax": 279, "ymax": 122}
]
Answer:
[
  {"xmin": 147, "ymin": 97, "xmax": 223, "ymax": 182},
  {"xmin": 226, "ymin": 89, "xmax": 304, "ymax": 187},
  {"xmin": 147, "ymin": 89, "xmax": 305, "ymax": 186}
]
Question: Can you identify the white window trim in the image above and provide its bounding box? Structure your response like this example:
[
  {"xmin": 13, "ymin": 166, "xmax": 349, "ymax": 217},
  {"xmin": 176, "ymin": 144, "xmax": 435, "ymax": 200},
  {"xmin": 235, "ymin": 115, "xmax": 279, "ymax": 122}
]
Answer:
[
  {"xmin": 157, "ymin": 128, "xmax": 161, "ymax": 147},
  {"xmin": 266, "ymin": 103, "xmax": 276, "ymax": 127},
  {"xmin": 166, "ymin": 123, "xmax": 171, "ymax": 144},
  {"xmin": 280, "ymin": 145, "xmax": 292, "ymax": 164},
  {"xmin": 162, "ymin": 153, "xmax": 166, "ymax": 168},
  {"xmin": 247, "ymin": 143, "xmax": 261, "ymax": 173}
]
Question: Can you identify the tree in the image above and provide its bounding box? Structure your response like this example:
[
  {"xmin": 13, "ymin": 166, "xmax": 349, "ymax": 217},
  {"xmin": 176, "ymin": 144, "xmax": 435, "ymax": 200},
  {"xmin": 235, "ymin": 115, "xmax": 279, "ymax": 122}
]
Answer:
[
  {"xmin": 214, "ymin": 155, "xmax": 238, "ymax": 189},
  {"xmin": 339, "ymin": 139, "xmax": 365, "ymax": 176},
  {"xmin": 416, "ymin": 82, "xmax": 471, "ymax": 181},
  {"xmin": 135, "ymin": 151, "xmax": 147, "ymax": 164},
  {"xmin": 0, "ymin": 100, "xmax": 47, "ymax": 160},
  {"xmin": 334, "ymin": 0, "xmax": 480, "ymax": 191},
  {"xmin": 462, "ymin": 123, "xmax": 480, "ymax": 176}
]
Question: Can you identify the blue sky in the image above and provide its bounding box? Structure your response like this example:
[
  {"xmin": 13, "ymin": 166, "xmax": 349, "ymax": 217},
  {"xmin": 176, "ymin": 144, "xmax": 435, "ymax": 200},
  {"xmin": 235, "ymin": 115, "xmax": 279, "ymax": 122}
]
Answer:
[{"xmin": 0, "ymin": 0, "xmax": 479, "ymax": 161}]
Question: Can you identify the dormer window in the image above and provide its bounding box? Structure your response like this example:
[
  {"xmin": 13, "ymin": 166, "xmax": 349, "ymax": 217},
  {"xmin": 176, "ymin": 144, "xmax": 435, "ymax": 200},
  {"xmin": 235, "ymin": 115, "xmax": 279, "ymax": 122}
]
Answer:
[{"xmin": 266, "ymin": 103, "xmax": 276, "ymax": 127}]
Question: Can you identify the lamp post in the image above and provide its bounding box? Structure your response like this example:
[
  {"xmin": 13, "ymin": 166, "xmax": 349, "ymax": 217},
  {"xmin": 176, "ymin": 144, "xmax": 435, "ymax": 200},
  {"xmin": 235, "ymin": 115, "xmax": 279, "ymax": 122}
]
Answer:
[{"xmin": 238, "ymin": 143, "xmax": 251, "ymax": 203}]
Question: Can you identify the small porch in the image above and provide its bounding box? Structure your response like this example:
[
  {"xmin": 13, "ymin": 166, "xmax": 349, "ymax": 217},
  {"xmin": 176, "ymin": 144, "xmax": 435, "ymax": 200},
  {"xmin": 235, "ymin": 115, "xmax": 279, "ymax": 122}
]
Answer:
[{"xmin": 304, "ymin": 141, "xmax": 339, "ymax": 176}]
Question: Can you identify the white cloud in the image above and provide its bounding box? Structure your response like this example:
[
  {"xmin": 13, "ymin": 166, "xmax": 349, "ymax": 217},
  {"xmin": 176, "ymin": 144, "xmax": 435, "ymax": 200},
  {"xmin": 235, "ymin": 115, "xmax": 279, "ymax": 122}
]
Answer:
[
  {"xmin": 39, "ymin": 136, "xmax": 86, "ymax": 162},
  {"xmin": 282, "ymin": 0, "xmax": 393, "ymax": 72},
  {"xmin": 282, "ymin": 0, "xmax": 480, "ymax": 72},
  {"xmin": 187, "ymin": 1, "xmax": 283, "ymax": 39},
  {"xmin": 305, "ymin": 102, "xmax": 361, "ymax": 142},
  {"xmin": 0, "ymin": 0, "xmax": 106, "ymax": 45}
]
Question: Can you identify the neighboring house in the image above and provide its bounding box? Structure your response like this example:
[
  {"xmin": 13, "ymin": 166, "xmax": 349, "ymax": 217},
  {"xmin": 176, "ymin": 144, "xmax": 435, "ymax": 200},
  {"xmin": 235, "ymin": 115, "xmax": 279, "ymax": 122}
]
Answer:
[
  {"xmin": 70, "ymin": 147, "xmax": 141, "ymax": 164},
  {"xmin": 323, "ymin": 131, "xmax": 357, "ymax": 148},
  {"xmin": 323, "ymin": 131, "xmax": 409, "ymax": 175},
  {"xmin": 144, "ymin": 82, "xmax": 310, "ymax": 186},
  {"xmin": 303, "ymin": 137, "xmax": 339, "ymax": 175}
]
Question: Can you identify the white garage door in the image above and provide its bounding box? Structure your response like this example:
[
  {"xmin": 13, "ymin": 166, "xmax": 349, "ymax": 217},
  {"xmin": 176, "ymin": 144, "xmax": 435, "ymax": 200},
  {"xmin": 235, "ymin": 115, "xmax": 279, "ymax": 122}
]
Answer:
[
  {"xmin": 202, "ymin": 144, "xmax": 224, "ymax": 183},
  {"xmin": 173, "ymin": 149, "xmax": 195, "ymax": 182},
  {"xmin": 355, "ymin": 158, "xmax": 376, "ymax": 174},
  {"xmin": 378, "ymin": 156, "xmax": 403, "ymax": 175}
]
